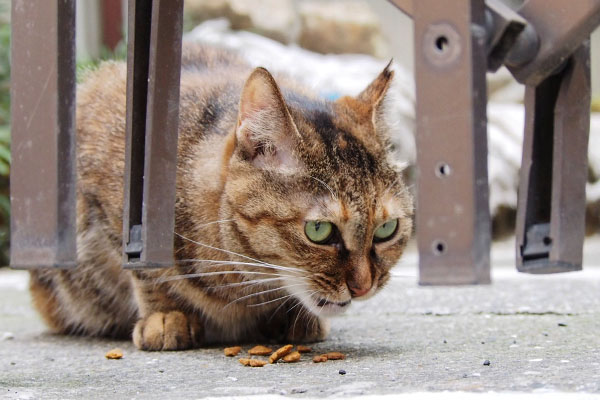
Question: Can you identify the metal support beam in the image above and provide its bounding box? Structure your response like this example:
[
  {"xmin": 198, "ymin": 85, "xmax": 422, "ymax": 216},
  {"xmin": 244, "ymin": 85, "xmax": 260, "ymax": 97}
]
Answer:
[
  {"xmin": 122, "ymin": 0, "xmax": 184, "ymax": 268},
  {"xmin": 10, "ymin": 0, "xmax": 77, "ymax": 269},
  {"xmin": 516, "ymin": 42, "xmax": 591, "ymax": 274},
  {"xmin": 414, "ymin": 0, "xmax": 491, "ymax": 285}
]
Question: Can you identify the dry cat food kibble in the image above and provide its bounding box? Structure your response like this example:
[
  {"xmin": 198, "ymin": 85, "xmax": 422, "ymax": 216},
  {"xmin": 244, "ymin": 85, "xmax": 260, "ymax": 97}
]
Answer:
[
  {"xmin": 282, "ymin": 351, "xmax": 301, "ymax": 363},
  {"xmin": 105, "ymin": 348, "xmax": 123, "ymax": 359},
  {"xmin": 248, "ymin": 345, "xmax": 273, "ymax": 356},
  {"xmin": 224, "ymin": 346, "xmax": 242, "ymax": 357},
  {"xmin": 313, "ymin": 355, "xmax": 328, "ymax": 363},
  {"xmin": 269, "ymin": 344, "xmax": 293, "ymax": 363},
  {"xmin": 324, "ymin": 352, "xmax": 346, "ymax": 360},
  {"xmin": 296, "ymin": 345, "xmax": 312, "ymax": 353},
  {"xmin": 312, "ymin": 352, "xmax": 346, "ymax": 363},
  {"xmin": 224, "ymin": 345, "xmax": 345, "ymax": 366},
  {"xmin": 239, "ymin": 358, "xmax": 268, "ymax": 367}
]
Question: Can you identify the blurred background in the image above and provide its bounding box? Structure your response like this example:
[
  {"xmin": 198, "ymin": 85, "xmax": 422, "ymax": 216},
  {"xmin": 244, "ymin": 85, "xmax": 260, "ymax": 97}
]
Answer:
[{"xmin": 0, "ymin": 0, "xmax": 599, "ymax": 266}]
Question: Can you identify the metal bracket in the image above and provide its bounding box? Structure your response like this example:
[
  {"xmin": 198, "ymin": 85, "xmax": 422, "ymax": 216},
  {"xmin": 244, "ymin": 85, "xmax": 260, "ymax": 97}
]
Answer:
[{"xmin": 516, "ymin": 42, "xmax": 591, "ymax": 274}]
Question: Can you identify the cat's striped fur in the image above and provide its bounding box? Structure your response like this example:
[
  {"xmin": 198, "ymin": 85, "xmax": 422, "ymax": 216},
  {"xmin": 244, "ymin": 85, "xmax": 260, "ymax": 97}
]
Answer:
[{"xmin": 29, "ymin": 44, "xmax": 413, "ymax": 350}]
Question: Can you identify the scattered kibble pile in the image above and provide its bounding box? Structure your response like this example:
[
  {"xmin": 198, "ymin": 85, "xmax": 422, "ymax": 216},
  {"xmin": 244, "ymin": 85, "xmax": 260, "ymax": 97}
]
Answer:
[{"xmin": 224, "ymin": 344, "xmax": 346, "ymax": 367}]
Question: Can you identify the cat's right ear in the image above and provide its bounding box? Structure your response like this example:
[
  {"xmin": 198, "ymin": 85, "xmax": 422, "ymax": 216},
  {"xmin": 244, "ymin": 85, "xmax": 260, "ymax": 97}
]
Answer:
[{"xmin": 235, "ymin": 67, "xmax": 302, "ymax": 172}]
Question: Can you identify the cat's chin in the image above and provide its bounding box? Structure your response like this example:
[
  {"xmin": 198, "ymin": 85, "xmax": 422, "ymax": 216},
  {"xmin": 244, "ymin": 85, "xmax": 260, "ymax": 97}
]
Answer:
[
  {"xmin": 291, "ymin": 290, "xmax": 351, "ymax": 317},
  {"xmin": 310, "ymin": 297, "xmax": 351, "ymax": 317}
]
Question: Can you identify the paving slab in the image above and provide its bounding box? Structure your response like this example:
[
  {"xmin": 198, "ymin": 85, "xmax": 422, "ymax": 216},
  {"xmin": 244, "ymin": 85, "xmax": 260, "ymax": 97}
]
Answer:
[{"xmin": 1, "ymin": 238, "xmax": 600, "ymax": 399}]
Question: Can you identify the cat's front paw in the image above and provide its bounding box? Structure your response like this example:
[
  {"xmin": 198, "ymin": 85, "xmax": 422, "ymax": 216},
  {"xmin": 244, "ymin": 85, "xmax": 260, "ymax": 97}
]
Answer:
[
  {"xmin": 133, "ymin": 311, "xmax": 203, "ymax": 351},
  {"xmin": 285, "ymin": 315, "xmax": 330, "ymax": 343}
]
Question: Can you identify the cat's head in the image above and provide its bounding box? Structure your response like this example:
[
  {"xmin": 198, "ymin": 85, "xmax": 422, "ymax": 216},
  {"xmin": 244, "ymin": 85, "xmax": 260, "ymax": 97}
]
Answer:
[{"xmin": 221, "ymin": 65, "xmax": 413, "ymax": 316}]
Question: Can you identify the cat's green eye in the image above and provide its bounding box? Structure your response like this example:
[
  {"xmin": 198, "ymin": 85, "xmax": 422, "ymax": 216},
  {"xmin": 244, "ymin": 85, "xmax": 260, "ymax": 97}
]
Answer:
[
  {"xmin": 305, "ymin": 221, "xmax": 334, "ymax": 244},
  {"xmin": 374, "ymin": 219, "xmax": 398, "ymax": 242}
]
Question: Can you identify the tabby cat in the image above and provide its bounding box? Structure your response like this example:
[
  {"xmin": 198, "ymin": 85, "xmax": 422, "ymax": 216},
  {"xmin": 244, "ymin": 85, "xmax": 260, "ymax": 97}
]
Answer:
[{"xmin": 29, "ymin": 45, "xmax": 413, "ymax": 350}]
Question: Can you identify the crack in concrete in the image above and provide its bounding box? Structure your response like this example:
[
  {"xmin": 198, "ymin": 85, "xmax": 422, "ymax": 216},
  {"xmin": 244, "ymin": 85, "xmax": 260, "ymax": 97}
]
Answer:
[{"xmin": 418, "ymin": 311, "xmax": 578, "ymax": 317}]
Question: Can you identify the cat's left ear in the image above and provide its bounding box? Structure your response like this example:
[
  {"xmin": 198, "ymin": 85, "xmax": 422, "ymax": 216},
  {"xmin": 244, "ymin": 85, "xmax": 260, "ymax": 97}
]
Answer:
[
  {"xmin": 235, "ymin": 67, "xmax": 302, "ymax": 172},
  {"xmin": 357, "ymin": 60, "xmax": 394, "ymax": 108},
  {"xmin": 355, "ymin": 61, "xmax": 395, "ymax": 137}
]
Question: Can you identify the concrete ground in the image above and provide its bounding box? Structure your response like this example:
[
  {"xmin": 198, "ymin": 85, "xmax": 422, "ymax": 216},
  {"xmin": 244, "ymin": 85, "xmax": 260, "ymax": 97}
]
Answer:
[{"xmin": 2, "ymin": 238, "xmax": 600, "ymax": 399}]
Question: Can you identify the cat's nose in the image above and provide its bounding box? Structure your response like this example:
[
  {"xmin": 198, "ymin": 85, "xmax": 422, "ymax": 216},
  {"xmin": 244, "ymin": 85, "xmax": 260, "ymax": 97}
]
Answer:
[{"xmin": 347, "ymin": 282, "xmax": 371, "ymax": 298}]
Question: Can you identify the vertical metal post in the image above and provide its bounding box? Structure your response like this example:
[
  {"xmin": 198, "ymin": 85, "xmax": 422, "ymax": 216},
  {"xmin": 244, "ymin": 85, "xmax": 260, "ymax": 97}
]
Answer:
[
  {"xmin": 516, "ymin": 42, "xmax": 591, "ymax": 273},
  {"xmin": 123, "ymin": 0, "xmax": 184, "ymax": 268},
  {"xmin": 10, "ymin": 0, "xmax": 77, "ymax": 269},
  {"xmin": 414, "ymin": 0, "xmax": 491, "ymax": 285}
]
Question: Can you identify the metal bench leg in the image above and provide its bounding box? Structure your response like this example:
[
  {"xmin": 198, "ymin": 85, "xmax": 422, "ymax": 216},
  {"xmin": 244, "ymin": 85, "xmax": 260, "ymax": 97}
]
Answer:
[
  {"xmin": 122, "ymin": 0, "xmax": 184, "ymax": 268},
  {"xmin": 10, "ymin": 0, "xmax": 77, "ymax": 269},
  {"xmin": 516, "ymin": 42, "xmax": 591, "ymax": 273},
  {"xmin": 413, "ymin": 0, "xmax": 491, "ymax": 285}
]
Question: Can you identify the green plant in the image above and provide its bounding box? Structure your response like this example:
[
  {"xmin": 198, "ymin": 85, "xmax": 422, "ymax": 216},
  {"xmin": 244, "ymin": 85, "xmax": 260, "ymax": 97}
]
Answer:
[{"xmin": 0, "ymin": 12, "xmax": 10, "ymax": 266}]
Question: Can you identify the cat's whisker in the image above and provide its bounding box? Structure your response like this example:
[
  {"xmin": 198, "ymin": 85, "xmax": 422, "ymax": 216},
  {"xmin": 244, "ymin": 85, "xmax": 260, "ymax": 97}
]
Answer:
[
  {"xmin": 223, "ymin": 283, "xmax": 308, "ymax": 309},
  {"xmin": 248, "ymin": 292, "xmax": 297, "ymax": 308},
  {"xmin": 309, "ymin": 176, "xmax": 338, "ymax": 200},
  {"xmin": 174, "ymin": 231, "xmax": 305, "ymax": 275},
  {"xmin": 291, "ymin": 300, "xmax": 310, "ymax": 337},
  {"xmin": 174, "ymin": 259, "xmax": 305, "ymax": 275},
  {"xmin": 205, "ymin": 277, "xmax": 287, "ymax": 290},
  {"xmin": 265, "ymin": 296, "xmax": 296, "ymax": 322},
  {"xmin": 194, "ymin": 219, "xmax": 235, "ymax": 229},
  {"xmin": 286, "ymin": 290, "xmax": 317, "ymax": 315},
  {"xmin": 155, "ymin": 270, "xmax": 286, "ymax": 284}
]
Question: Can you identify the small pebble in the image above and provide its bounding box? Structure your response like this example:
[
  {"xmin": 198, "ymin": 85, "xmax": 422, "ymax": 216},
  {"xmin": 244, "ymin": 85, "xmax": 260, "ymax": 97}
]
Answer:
[
  {"xmin": 158, "ymin": 369, "xmax": 165, "ymax": 373},
  {"xmin": 10, "ymin": 362, "xmax": 16, "ymax": 366},
  {"xmin": 481, "ymin": 341, "xmax": 485, "ymax": 344},
  {"xmin": 339, "ymin": 369, "xmax": 347, "ymax": 375},
  {"xmin": 443, "ymin": 340, "xmax": 447, "ymax": 344},
  {"xmin": 483, "ymin": 360, "xmax": 491, "ymax": 366},
  {"xmin": 542, "ymin": 332, "xmax": 549, "ymax": 336},
  {"xmin": 558, "ymin": 323, "xmax": 567, "ymax": 327}
]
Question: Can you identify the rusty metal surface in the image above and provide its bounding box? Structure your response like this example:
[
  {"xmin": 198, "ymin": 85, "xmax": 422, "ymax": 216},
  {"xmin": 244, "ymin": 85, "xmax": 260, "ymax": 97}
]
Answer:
[
  {"xmin": 507, "ymin": 0, "xmax": 600, "ymax": 85},
  {"xmin": 516, "ymin": 42, "xmax": 590, "ymax": 274},
  {"xmin": 123, "ymin": 0, "xmax": 184, "ymax": 268},
  {"xmin": 413, "ymin": 0, "xmax": 491, "ymax": 285},
  {"xmin": 10, "ymin": 0, "xmax": 77, "ymax": 269}
]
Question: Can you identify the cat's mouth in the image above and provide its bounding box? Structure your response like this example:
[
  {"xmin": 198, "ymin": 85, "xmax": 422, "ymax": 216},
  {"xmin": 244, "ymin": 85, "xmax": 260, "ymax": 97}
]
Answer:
[{"xmin": 312, "ymin": 296, "xmax": 351, "ymax": 315}]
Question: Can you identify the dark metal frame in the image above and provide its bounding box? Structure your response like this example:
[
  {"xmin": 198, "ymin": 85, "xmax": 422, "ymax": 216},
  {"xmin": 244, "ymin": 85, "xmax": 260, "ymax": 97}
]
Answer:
[
  {"xmin": 9, "ymin": 0, "xmax": 600, "ymax": 285},
  {"xmin": 10, "ymin": 0, "xmax": 77, "ymax": 269},
  {"xmin": 122, "ymin": 0, "xmax": 183, "ymax": 269}
]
